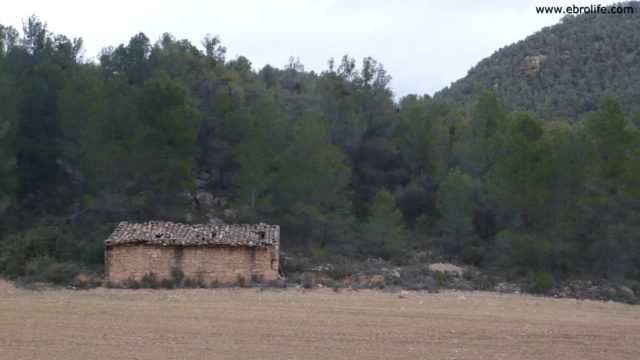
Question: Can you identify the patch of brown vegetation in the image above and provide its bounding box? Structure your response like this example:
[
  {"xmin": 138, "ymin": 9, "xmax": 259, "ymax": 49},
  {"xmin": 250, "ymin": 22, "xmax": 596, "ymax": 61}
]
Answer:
[{"xmin": 0, "ymin": 288, "xmax": 638, "ymax": 359}]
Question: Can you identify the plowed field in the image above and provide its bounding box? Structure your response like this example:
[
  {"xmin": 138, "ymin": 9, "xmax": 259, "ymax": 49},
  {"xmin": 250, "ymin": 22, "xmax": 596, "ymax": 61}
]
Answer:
[{"xmin": 1, "ymin": 284, "xmax": 638, "ymax": 359}]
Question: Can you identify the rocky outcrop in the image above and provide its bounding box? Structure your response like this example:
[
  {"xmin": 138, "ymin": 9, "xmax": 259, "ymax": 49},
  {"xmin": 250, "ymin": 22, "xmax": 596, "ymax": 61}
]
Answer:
[{"xmin": 518, "ymin": 55, "xmax": 548, "ymax": 73}]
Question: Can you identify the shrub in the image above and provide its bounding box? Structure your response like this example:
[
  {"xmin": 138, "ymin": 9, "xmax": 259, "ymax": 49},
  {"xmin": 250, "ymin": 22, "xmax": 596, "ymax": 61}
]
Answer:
[
  {"xmin": 141, "ymin": 273, "xmax": 159, "ymax": 288},
  {"xmin": 268, "ymin": 279, "xmax": 286, "ymax": 288},
  {"xmin": 160, "ymin": 278, "xmax": 175, "ymax": 289},
  {"xmin": 251, "ymin": 274, "xmax": 264, "ymax": 283},
  {"xmin": 301, "ymin": 273, "xmax": 314, "ymax": 289},
  {"xmin": 384, "ymin": 274, "xmax": 399, "ymax": 286},
  {"xmin": 523, "ymin": 270, "xmax": 555, "ymax": 294},
  {"xmin": 321, "ymin": 278, "xmax": 338, "ymax": 289},
  {"xmin": 124, "ymin": 278, "xmax": 141, "ymax": 289},
  {"xmin": 0, "ymin": 228, "xmax": 80, "ymax": 277},
  {"xmin": 310, "ymin": 248, "xmax": 329, "ymax": 261},
  {"xmin": 280, "ymin": 255, "xmax": 312, "ymax": 274},
  {"xmin": 631, "ymin": 282, "xmax": 640, "ymax": 297},
  {"xmin": 194, "ymin": 278, "xmax": 206, "ymax": 288},
  {"xmin": 394, "ymin": 266, "xmax": 438, "ymax": 291},
  {"xmin": 171, "ymin": 268, "xmax": 184, "ymax": 286},
  {"xmin": 494, "ymin": 230, "xmax": 554, "ymax": 276},
  {"xmin": 80, "ymin": 238, "xmax": 106, "ymax": 266},
  {"xmin": 285, "ymin": 272, "xmax": 301, "ymax": 285},
  {"xmin": 469, "ymin": 274, "xmax": 497, "ymax": 291},
  {"xmin": 324, "ymin": 256, "xmax": 355, "ymax": 279},
  {"xmin": 23, "ymin": 257, "xmax": 81, "ymax": 285},
  {"xmin": 433, "ymin": 271, "xmax": 447, "ymax": 286},
  {"xmin": 389, "ymin": 254, "xmax": 408, "ymax": 267},
  {"xmin": 70, "ymin": 274, "xmax": 103, "ymax": 289},
  {"xmin": 183, "ymin": 277, "xmax": 194, "ymax": 288},
  {"xmin": 534, "ymin": 270, "xmax": 554, "ymax": 293},
  {"xmin": 50, "ymin": 262, "xmax": 83, "ymax": 285}
]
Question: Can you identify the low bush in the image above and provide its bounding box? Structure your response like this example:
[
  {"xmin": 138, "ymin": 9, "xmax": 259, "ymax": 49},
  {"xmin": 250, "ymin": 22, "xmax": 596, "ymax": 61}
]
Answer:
[
  {"xmin": 160, "ymin": 278, "xmax": 175, "ymax": 289},
  {"xmin": 310, "ymin": 248, "xmax": 329, "ymax": 261},
  {"xmin": 432, "ymin": 271, "xmax": 447, "ymax": 285},
  {"xmin": 251, "ymin": 274, "xmax": 264, "ymax": 283},
  {"xmin": 523, "ymin": 270, "xmax": 555, "ymax": 294},
  {"xmin": 140, "ymin": 273, "xmax": 159, "ymax": 288},
  {"xmin": 0, "ymin": 228, "xmax": 80, "ymax": 278},
  {"xmin": 183, "ymin": 277, "xmax": 195, "ymax": 288},
  {"xmin": 69, "ymin": 274, "xmax": 103, "ymax": 289},
  {"xmin": 124, "ymin": 277, "xmax": 141, "ymax": 289},
  {"xmin": 469, "ymin": 274, "xmax": 497, "ymax": 291},
  {"xmin": 105, "ymin": 280, "xmax": 120, "ymax": 289},
  {"xmin": 22, "ymin": 257, "xmax": 81, "ymax": 285},
  {"xmin": 324, "ymin": 256, "xmax": 356, "ymax": 279},
  {"xmin": 171, "ymin": 268, "xmax": 184, "ymax": 286},
  {"xmin": 280, "ymin": 255, "xmax": 312, "ymax": 274},
  {"xmin": 301, "ymin": 273, "xmax": 314, "ymax": 289}
]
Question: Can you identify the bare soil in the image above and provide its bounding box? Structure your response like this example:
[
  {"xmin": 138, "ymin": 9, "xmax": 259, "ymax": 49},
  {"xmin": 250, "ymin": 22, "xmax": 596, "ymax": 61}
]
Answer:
[
  {"xmin": 0, "ymin": 284, "xmax": 638, "ymax": 359},
  {"xmin": 0, "ymin": 277, "xmax": 21, "ymax": 294}
]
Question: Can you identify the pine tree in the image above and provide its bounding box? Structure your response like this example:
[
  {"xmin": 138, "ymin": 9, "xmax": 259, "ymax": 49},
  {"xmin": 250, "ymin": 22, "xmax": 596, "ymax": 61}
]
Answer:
[
  {"xmin": 539, "ymin": 121, "xmax": 588, "ymax": 275},
  {"xmin": 582, "ymin": 98, "xmax": 640, "ymax": 278},
  {"xmin": 234, "ymin": 98, "xmax": 286, "ymax": 221},
  {"xmin": 436, "ymin": 168, "xmax": 478, "ymax": 262},
  {"xmin": 360, "ymin": 188, "xmax": 407, "ymax": 261},
  {"xmin": 275, "ymin": 116, "xmax": 351, "ymax": 248},
  {"xmin": 486, "ymin": 111, "xmax": 549, "ymax": 232},
  {"xmin": 0, "ymin": 121, "xmax": 15, "ymax": 220},
  {"xmin": 133, "ymin": 73, "xmax": 198, "ymax": 218}
]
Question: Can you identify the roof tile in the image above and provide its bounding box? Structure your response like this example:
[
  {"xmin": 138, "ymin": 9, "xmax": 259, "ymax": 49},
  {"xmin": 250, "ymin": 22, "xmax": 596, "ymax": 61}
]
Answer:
[{"xmin": 104, "ymin": 221, "xmax": 279, "ymax": 247}]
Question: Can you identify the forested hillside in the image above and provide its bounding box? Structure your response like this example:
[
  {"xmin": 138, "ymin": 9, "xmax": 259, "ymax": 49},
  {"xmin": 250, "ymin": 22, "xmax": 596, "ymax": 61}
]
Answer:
[
  {"xmin": 0, "ymin": 15, "xmax": 639, "ymax": 293},
  {"xmin": 435, "ymin": 1, "xmax": 640, "ymax": 122}
]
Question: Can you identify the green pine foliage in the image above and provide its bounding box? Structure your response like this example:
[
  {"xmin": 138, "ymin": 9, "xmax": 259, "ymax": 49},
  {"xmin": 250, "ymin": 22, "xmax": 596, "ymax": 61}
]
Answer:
[
  {"xmin": 360, "ymin": 189, "xmax": 408, "ymax": 262},
  {"xmin": 234, "ymin": 98, "xmax": 286, "ymax": 221},
  {"xmin": 0, "ymin": 13, "xmax": 639, "ymax": 287},
  {"xmin": 581, "ymin": 98, "xmax": 640, "ymax": 278},
  {"xmin": 0, "ymin": 121, "xmax": 15, "ymax": 224},
  {"xmin": 436, "ymin": 168, "xmax": 479, "ymax": 263},
  {"xmin": 275, "ymin": 116, "xmax": 352, "ymax": 248}
]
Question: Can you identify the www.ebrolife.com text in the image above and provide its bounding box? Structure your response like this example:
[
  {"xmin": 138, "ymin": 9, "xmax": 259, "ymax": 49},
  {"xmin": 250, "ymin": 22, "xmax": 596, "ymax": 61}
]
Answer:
[{"xmin": 536, "ymin": 4, "xmax": 634, "ymax": 14}]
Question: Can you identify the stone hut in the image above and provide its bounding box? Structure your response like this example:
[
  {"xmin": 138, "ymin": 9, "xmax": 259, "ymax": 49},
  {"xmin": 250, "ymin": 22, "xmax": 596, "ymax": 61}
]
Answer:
[{"xmin": 104, "ymin": 221, "xmax": 280, "ymax": 285}]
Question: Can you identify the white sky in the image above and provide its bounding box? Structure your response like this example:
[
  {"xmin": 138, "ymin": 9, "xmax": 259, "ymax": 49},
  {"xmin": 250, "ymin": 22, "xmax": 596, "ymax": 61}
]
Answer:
[{"xmin": 1, "ymin": 0, "xmax": 596, "ymax": 98}]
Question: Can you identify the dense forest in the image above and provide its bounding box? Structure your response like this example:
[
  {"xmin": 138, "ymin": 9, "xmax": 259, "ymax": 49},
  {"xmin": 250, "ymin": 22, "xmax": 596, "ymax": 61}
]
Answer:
[
  {"xmin": 0, "ymin": 11, "xmax": 639, "ymax": 293},
  {"xmin": 436, "ymin": 1, "xmax": 640, "ymax": 122}
]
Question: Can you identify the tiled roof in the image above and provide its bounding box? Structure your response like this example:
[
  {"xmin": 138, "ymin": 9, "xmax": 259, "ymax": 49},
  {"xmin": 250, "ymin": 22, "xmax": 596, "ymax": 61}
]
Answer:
[{"xmin": 104, "ymin": 221, "xmax": 279, "ymax": 247}]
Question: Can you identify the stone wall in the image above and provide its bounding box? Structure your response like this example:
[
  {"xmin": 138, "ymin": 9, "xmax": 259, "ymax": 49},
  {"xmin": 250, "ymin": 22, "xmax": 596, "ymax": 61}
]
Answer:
[{"xmin": 105, "ymin": 243, "xmax": 279, "ymax": 285}]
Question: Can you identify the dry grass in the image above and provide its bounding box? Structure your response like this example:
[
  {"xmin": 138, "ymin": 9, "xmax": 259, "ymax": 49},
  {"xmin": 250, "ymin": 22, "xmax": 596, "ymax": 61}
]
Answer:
[{"xmin": 0, "ymin": 282, "xmax": 639, "ymax": 359}]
